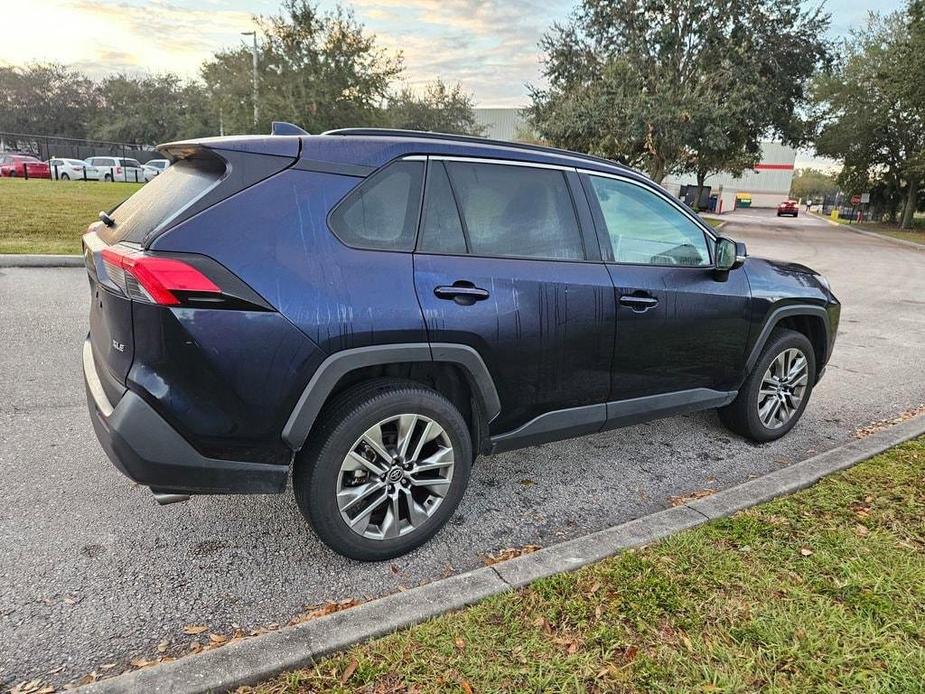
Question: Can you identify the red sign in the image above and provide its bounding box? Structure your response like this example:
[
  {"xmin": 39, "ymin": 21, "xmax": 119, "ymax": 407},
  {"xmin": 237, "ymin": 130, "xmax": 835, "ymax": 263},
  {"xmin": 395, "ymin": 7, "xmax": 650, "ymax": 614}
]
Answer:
[{"xmin": 850, "ymin": 194, "xmax": 861, "ymax": 206}]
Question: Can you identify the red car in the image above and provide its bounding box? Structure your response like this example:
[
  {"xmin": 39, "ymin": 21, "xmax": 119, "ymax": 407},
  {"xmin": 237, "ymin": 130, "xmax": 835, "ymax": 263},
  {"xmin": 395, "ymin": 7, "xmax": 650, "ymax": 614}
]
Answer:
[
  {"xmin": 777, "ymin": 199, "xmax": 799, "ymax": 217},
  {"xmin": 0, "ymin": 153, "xmax": 51, "ymax": 179}
]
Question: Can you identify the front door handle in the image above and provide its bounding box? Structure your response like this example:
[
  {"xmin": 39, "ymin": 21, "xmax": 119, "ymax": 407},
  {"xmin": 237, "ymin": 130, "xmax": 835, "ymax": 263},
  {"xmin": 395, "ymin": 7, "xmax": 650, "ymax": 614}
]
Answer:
[
  {"xmin": 434, "ymin": 282, "xmax": 490, "ymax": 306},
  {"xmin": 619, "ymin": 293, "xmax": 659, "ymax": 312}
]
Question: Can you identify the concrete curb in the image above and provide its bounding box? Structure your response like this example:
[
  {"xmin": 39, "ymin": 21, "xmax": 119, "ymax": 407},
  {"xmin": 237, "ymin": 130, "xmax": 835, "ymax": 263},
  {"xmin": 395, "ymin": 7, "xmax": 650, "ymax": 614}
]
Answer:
[
  {"xmin": 78, "ymin": 415, "xmax": 925, "ymax": 694},
  {"xmin": 812, "ymin": 214, "xmax": 925, "ymax": 251},
  {"xmin": 0, "ymin": 254, "xmax": 83, "ymax": 267}
]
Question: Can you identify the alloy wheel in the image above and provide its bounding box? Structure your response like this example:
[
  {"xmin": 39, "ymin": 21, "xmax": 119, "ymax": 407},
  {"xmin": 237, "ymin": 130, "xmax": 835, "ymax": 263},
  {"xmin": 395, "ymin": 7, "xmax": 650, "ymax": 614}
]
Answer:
[
  {"xmin": 336, "ymin": 414, "xmax": 455, "ymax": 540},
  {"xmin": 757, "ymin": 347, "xmax": 808, "ymax": 429}
]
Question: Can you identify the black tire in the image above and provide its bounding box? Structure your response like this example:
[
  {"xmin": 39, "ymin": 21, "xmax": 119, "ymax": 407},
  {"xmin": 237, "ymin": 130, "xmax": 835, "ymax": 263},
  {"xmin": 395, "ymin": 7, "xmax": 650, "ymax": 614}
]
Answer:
[
  {"xmin": 719, "ymin": 329, "xmax": 816, "ymax": 442},
  {"xmin": 104, "ymin": 173, "xmax": 112, "ymax": 182},
  {"xmin": 293, "ymin": 379, "xmax": 472, "ymax": 561},
  {"xmin": 61, "ymin": 173, "xmax": 70, "ymax": 180}
]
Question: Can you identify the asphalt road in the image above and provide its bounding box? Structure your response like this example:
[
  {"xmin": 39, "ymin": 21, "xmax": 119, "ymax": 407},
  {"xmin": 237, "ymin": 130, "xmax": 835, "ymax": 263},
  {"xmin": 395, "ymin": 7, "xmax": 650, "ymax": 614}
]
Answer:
[{"xmin": 2, "ymin": 208, "xmax": 924, "ymax": 689}]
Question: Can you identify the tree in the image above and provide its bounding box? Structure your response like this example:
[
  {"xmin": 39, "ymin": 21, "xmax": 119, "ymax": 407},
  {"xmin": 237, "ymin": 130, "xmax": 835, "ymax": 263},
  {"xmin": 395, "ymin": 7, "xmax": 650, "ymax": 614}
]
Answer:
[
  {"xmin": 0, "ymin": 63, "xmax": 98, "ymax": 139},
  {"xmin": 790, "ymin": 168, "xmax": 839, "ymax": 202},
  {"xmin": 528, "ymin": 0, "xmax": 829, "ymax": 183},
  {"xmin": 813, "ymin": 5, "xmax": 925, "ymax": 228},
  {"xmin": 201, "ymin": 1, "xmax": 402, "ymax": 135},
  {"xmin": 384, "ymin": 80, "xmax": 483, "ymax": 135},
  {"xmin": 92, "ymin": 74, "xmax": 214, "ymax": 144}
]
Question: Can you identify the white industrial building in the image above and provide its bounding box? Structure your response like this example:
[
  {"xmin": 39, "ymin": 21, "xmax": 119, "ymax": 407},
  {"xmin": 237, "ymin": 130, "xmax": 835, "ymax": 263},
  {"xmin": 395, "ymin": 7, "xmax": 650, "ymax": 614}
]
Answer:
[
  {"xmin": 474, "ymin": 109, "xmax": 796, "ymax": 212},
  {"xmin": 662, "ymin": 142, "xmax": 797, "ymax": 212}
]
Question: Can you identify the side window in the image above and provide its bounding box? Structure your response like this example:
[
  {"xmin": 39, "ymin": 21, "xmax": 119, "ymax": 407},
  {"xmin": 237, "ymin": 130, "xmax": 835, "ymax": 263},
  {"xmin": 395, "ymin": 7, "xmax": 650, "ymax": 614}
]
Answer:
[
  {"xmin": 445, "ymin": 161, "xmax": 584, "ymax": 260},
  {"xmin": 329, "ymin": 161, "xmax": 424, "ymax": 251},
  {"xmin": 588, "ymin": 176, "xmax": 711, "ymax": 267},
  {"xmin": 418, "ymin": 161, "xmax": 467, "ymax": 254}
]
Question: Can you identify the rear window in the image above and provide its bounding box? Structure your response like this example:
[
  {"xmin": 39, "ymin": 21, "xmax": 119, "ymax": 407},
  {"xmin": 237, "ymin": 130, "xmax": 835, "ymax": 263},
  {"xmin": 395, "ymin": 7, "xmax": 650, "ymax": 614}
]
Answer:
[{"xmin": 100, "ymin": 157, "xmax": 225, "ymax": 245}]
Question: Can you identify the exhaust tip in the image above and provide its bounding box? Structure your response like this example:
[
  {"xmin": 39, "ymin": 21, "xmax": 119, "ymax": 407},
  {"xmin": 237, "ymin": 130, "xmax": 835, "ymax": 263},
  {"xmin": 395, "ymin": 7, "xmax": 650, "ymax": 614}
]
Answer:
[{"xmin": 153, "ymin": 492, "xmax": 191, "ymax": 505}]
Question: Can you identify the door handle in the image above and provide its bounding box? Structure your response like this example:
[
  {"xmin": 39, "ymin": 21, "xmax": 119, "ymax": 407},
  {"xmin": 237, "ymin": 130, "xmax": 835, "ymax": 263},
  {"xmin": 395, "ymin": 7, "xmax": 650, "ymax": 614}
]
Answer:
[
  {"xmin": 434, "ymin": 282, "xmax": 490, "ymax": 305},
  {"xmin": 619, "ymin": 293, "xmax": 659, "ymax": 312}
]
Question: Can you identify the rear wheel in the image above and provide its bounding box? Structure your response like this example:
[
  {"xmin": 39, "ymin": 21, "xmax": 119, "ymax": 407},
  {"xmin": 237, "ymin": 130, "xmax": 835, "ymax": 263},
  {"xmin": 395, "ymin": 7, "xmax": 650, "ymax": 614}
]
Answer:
[
  {"xmin": 293, "ymin": 379, "xmax": 472, "ymax": 561},
  {"xmin": 60, "ymin": 173, "xmax": 70, "ymax": 180},
  {"xmin": 719, "ymin": 329, "xmax": 815, "ymax": 442}
]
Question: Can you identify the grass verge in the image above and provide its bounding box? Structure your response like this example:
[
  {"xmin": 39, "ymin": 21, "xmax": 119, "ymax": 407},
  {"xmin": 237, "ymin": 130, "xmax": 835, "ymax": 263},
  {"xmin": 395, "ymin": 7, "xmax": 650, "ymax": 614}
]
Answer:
[
  {"xmin": 813, "ymin": 211, "xmax": 925, "ymax": 246},
  {"xmin": 243, "ymin": 436, "xmax": 925, "ymax": 693},
  {"xmin": 701, "ymin": 216, "xmax": 724, "ymax": 229},
  {"xmin": 0, "ymin": 178, "xmax": 142, "ymax": 254}
]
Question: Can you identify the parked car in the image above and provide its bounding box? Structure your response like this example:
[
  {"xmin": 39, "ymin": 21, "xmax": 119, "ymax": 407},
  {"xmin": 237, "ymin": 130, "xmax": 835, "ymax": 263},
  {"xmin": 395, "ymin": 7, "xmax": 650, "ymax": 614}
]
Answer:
[
  {"xmin": 85, "ymin": 156, "xmax": 146, "ymax": 182},
  {"xmin": 777, "ymin": 199, "xmax": 799, "ymax": 217},
  {"xmin": 0, "ymin": 153, "xmax": 50, "ymax": 178},
  {"xmin": 48, "ymin": 158, "xmax": 99, "ymax": 181},
  {"xmin": 81, "ymin": 126, "xmax": 840, "ymax": 561},
  {"xmin": 142, "ymin": 158, "xmax": 170, "ymax": 181}
]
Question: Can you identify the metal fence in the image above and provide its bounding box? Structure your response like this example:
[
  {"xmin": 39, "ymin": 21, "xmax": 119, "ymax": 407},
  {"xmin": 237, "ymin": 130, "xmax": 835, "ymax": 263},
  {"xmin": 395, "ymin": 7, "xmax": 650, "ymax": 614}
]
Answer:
[{"xmin": 0, "ymin": 131, "xmax": 157, "ymax": 165}]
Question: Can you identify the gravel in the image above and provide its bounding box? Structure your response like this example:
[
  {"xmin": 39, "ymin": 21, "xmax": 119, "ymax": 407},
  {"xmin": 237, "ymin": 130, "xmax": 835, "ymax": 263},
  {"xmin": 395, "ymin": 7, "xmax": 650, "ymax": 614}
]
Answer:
[{"xmin": 1, "ymin": 208, "xmax": 923, "ymax": 689}]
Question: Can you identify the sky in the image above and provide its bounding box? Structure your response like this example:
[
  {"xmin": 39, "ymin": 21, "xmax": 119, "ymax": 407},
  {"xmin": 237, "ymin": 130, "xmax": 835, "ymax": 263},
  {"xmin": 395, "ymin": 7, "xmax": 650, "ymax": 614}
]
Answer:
[{"xmin": 0, "ymin": 0, "xmax": 905, "ymax": 166}]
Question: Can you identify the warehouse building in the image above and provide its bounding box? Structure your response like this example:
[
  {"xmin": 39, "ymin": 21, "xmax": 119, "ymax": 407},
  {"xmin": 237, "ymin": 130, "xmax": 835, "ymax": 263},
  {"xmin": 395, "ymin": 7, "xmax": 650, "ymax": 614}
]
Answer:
[
  {"xmin": 473, "ymin": 109, "xmax": 796, "ymax": 211},
  {"xmin": 661, "ymin": 142, "xmax": 797, "ymax": 212}
]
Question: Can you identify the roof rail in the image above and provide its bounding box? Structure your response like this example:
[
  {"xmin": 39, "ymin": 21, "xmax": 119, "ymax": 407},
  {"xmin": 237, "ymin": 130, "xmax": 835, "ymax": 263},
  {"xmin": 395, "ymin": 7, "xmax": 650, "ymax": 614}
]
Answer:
[{"xmin": 321, "ymin": 128, "xmax": 631, "ymax": 173}]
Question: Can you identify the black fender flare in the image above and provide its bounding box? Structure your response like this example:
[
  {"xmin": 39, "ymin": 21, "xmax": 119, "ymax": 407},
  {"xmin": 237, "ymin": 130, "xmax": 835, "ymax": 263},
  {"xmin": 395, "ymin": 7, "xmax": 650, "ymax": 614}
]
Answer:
[
  {"xmin": 745, "ymin": 304, "xmax": 830, "ymax": 374},
  {"xmin": 281, "ymin": 342, "xmax": 501, "ymax": 451}
]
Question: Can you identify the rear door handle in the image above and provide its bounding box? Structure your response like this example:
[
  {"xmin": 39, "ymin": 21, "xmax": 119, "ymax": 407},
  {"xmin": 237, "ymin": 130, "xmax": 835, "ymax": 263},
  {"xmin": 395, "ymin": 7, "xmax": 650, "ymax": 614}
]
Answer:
[
  {"xmin": 434, "ymin": 282, "xmax": 490, "ymax": 305},
  {"xmin": 619, "ymin": 293, "xmax": 659, "ymax": 312}
]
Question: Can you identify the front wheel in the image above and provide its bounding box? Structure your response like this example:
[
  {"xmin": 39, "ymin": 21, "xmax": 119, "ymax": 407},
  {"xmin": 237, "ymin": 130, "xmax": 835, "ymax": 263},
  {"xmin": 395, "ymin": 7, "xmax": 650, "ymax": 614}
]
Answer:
[
  {"xmin": 719, "ymin": 329, "xmax": 815, "ymax": 442},
  {"xmin": 60, "ymin": 173, "xmax": 70, "ymax": 180},
  {"xmin": 294, "ymin": 380, "xmax": 472, "ymax": 561}
]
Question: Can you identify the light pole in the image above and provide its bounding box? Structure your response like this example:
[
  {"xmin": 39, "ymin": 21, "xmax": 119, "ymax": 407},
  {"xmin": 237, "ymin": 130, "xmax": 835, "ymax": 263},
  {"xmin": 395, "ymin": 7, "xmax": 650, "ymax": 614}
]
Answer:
[{"xmin": 241, "ymin": 30, "xmax": 259, "ymax": 128}]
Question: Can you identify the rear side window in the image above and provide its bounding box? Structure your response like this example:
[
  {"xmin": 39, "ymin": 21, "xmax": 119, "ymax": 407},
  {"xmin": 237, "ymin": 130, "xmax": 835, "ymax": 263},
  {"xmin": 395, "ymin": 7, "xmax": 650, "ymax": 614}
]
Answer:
[
  {"xmin": 444, "ymin": 161, "xmax": 584, "ymax": 260},
  {"xmin": 329, "ymin": 161, "xmax": 424, "ymax": 251},
  {"xmin": 100, "ymin": 157, "xmax": 224, "ymax": 245}
]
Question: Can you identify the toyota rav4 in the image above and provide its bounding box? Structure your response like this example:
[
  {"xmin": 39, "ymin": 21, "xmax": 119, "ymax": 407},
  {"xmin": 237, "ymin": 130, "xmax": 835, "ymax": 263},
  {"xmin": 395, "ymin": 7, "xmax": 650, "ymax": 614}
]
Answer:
[{"xmin": 82, "ymin": 126, "xmax": 840, "ymax": 560}]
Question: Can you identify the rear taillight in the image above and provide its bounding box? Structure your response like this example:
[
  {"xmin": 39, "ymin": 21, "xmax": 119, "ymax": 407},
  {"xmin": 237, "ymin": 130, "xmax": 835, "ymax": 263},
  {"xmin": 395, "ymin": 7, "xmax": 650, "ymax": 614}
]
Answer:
[{"xmin": 101, "ymin": 246, "xmax": 220, "ymax": 306}]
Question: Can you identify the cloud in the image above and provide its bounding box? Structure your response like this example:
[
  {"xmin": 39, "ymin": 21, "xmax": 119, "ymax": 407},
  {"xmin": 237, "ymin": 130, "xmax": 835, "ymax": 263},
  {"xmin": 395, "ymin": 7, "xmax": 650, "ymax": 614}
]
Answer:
[
  {"xmin": 0, "ymin": 0, "xmax": 255, "ymax": 78},
  {"xmin": 0, "ymin": 0, "xmax": 570, "ymax": 106},
  {"xmin": 343, "ymin": 0, "xmax": 567, "ymax": 105}
]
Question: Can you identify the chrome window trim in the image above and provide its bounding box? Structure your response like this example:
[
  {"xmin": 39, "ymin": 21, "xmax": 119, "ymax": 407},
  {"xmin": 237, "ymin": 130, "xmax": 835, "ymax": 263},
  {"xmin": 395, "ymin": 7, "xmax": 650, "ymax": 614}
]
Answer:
[
  {"xmin": 427, "ymin": 155, "xmax": 575, "ymax": 173},
  {"xmin": 577, "ymin": 168, "xmax": 718, "ymax": 242}
]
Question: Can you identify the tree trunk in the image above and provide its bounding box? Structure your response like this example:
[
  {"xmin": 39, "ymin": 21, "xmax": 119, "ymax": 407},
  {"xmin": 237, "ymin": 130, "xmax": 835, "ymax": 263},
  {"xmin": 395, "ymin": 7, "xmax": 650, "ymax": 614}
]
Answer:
[
  {"xmin": 901, "ymin": 177, "xmax": 919, "ymax": 229},
  {"xmin": 693, "ymin": 171, "xmax": 707, "ymax": 211}
]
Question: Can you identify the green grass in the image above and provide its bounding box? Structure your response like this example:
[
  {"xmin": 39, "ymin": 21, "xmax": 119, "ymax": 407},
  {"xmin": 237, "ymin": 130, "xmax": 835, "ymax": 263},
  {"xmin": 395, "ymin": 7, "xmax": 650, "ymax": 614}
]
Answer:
[
  {"xmin": 0, "ymin": 178, "xmax": 142, "ymax": 254},
  {"xmin": 243, "ymin": 437, "xmax": 925, "ymax": 693},
  {"xmin": 702, "ymin": 217, "xmax": 725, "ymax": 229},
  {"xmin": 814, "ymin": 211, "xmax": 925, "ymax": 245}
]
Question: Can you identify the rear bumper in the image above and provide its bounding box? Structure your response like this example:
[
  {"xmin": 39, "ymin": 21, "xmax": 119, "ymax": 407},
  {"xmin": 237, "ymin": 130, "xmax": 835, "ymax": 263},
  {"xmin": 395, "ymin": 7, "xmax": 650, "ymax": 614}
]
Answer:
[{"xmin": 83, "ymin": 338, "xmax": 288, "ymax": 495}]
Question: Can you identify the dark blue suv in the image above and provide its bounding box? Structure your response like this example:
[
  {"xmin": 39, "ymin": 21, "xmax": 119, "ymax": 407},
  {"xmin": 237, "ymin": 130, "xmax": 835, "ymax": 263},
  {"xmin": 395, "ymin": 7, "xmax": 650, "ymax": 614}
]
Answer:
[{"xmin": 82, "ymin": 127, "xmax": 840, "ymax": 560}]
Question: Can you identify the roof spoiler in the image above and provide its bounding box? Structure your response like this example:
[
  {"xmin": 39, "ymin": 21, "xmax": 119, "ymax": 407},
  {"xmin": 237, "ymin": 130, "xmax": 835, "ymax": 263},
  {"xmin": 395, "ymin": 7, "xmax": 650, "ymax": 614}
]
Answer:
[{"xmin": 271, "ymin": 121, "xmax": 309, "ymax": 136}]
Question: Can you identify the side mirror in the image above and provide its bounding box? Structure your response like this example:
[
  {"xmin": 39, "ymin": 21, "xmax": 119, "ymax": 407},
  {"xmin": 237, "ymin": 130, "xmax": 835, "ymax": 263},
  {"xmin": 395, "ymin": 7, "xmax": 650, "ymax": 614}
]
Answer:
[{"xmin": 714, "ymin": 237, "xmax": 746, "ymax": 277}]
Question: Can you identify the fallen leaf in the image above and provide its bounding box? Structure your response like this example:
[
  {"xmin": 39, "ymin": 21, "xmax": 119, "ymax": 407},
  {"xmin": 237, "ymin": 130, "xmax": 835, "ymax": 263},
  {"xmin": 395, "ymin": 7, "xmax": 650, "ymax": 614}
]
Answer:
[
  {"xmin": 460, "ymin": 678, "xmax": 474, "ymax": 694},
  {"xmin": 668, "ymin": 488, "xmax": 716, "ymax": 507},
  {"xmin": 183, "ymin": 625, "xmax": 208, "ymax": 635},
  {"xmin": 99, "ymin": 663, "xmax": 117, "ymax": 671},
  {"xmin": 454, "ymin": 637, "xmax": 465, "ymax": 649},
  {"xmin": 130, "ymin": 658, "xmax": 156, "ymax": 669},
  {"xmin": 799, "ymin": 547, "xmax": 813, "ymax": 557},
  {"xmin": 156, "ymin": 640, "xmax": 169, "ymax": 653},
  {"xmin": 483, "ymin": 544, "xmax": 541, "ymax": 566},
  {"xmin": 855, "ymin": 524, "xmax": 870, "ymax": 537},
  {"xmin": 624, "ymin": 645, "xmax": 639, "ymax": 662},
  {"xmin": 340, "ymin": 659, "xmax": 358, "ymax": 684},
  {"xmin": 566, "ymin": 641, "xmax": 579, "ymax": 654},
  {"xmin": 208, "ymin": 633, "xmax": 228, "ymax": 645}
]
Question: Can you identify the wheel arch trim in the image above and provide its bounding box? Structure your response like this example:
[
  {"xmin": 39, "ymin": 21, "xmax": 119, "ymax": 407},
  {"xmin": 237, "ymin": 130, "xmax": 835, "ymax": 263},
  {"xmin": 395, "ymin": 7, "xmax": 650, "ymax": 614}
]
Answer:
[
  {"xmin": 281, "ymin": 342, "xmax": 501, "ymax": 451},
  {"xmin": 745, "ymin": 304, "xmax": 830, "ymax": 374}
]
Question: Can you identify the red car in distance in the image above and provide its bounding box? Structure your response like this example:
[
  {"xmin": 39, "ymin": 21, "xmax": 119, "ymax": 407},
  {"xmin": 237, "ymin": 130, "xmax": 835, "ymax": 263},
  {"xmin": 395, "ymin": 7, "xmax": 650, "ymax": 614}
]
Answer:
[
  {"xmin": 0, "ymin": 153, "xmax": 51, "ymax": 178},
  {"xmin": 776, "ymin": 199, "xmax": 799, "ymax": 217}
]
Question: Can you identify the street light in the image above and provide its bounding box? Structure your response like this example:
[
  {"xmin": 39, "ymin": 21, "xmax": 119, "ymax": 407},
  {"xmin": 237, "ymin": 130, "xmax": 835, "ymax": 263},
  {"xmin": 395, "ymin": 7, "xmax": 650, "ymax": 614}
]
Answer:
[{"xmin": 241, "ymin": 30, "xmax": 259, "ymax": 128}]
